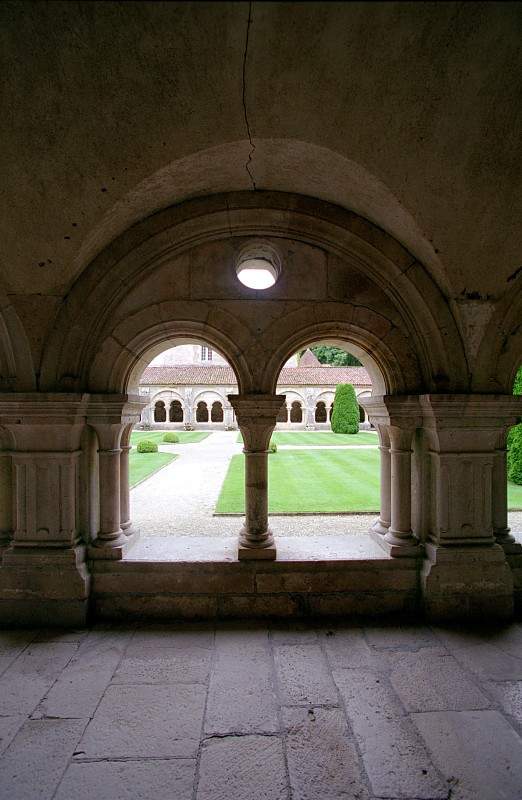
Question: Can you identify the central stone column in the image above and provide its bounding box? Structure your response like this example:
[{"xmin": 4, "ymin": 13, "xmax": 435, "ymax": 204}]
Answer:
[
  {"xmin": 371, "ymin": 424, "xmax": 391, "ymax": 536},
  {"xmin": 228, "ymin": 394, "xmax": 286, "ymax": 560}
]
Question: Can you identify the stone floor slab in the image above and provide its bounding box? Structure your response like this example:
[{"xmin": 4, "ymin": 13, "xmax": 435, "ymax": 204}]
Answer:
[
  {"xmin": 0, "ymin": 715, "xmax": 26, "ymax": 757},
  {"xmin": 389, "ymin": 648, "xmax": 490, "ymax": 712},
  {"xmin": 364, "ymin": 624, "xmax": 436, "ymax": 651},
  {"xmin": 128, "ymin": 624, "xmax": 215, "ymax": 652},
  {"xmin": 196, "ymin": 735, "xmax": 288, "ymax": 800},
  {"xmin": 412, "ymin": 709, "xmax": 522, "ymax": 800},
  {"xmin": 205, "ymin": 629, "xmax": 279, "ymax": 734},
  {"xmin": 333, "ymin": 668, "xmax": 447, "ymax": 799},
  {"xmin": 54, "ymin": 759, "xmax": 196, "ymax": 800},
  {"xmin": 113, "ymin": 648, "xmax": 211, "ymax": 685},
  {"xmin": 274, "ymin": 644, "xmax": 338, "ymax": 706},
  {"xmin": 33, "ymin": 631, "xmax": 131, "ymax": 719},
  {"xmin": 283, "ymin": 706, "xmax": 370, "ymax": 800},
  {"xmin": 320, "ymin": 626, "xmax": 387, "ymax": 670},
  {"xmin": 433, "ymin": 627, "xmax": 522, "ymax": 680},
  {"xmin": 0, "ymin": 643, "xmax": 77, "ymax": 716},
  {"xmin": 0, "ymin": 718, "xmax": 87, "ymax": 800},
  {"xmin": 0, "ymin": 630, "xmax": 36, "ymax": 677},
  {"xmin": 78, "ymin": 684, "xmax": 206, "ymax": 758}
]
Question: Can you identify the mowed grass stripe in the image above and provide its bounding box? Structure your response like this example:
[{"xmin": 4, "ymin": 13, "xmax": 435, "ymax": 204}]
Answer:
[
  {"xmin": 236, "ymin": 431, "xmax": 377, "ymax": 446},
  {"xmin": 509, "ymin": 480, "xmax": 522, "ymax": 509},
  {"xmin": 129, "ymin": 451, "xmax": 177, "ymax": 487},
  {"xmin": 215, "ymin": 449, "xmax": 381, "ymax": 514}
]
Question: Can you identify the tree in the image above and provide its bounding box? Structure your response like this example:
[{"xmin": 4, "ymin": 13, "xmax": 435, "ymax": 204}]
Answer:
[
  {"xmin": 330, "ymin": 383, "xmax": 360, "ymax": 434},
  {"xmin": 306, "ymin": 345, "xmax": 362, "ymax": 366},
  {"xmin": 508, "ymin": 366, "xmax": 522, "ymax": 485}
]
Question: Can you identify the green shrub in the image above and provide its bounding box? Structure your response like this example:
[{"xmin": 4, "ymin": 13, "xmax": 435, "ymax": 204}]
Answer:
[
  {"xmin": 136, "ymin": 440, "xmax": 158, "ymax": 453},
  {"xmin": 331, "ymin": 383, "xmax": 359, "ymax": 434},
  {"xmin": 508, "ymin": 424, "xmax": 522, "ymax": 485},
  {"xmin": 268, "ymin": 442, "xmax": 277, "ymax": 454},
  {"xmin": 163, "ymin": 432, "xmax": 179, "ymax": 443}
]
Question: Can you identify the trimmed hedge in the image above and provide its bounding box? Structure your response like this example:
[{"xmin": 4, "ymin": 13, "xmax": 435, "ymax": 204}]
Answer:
[
  {"xmin": 508, "ymin": 366, "xmax": 522, "ymax": 485},
  {"xmin": 331, "ymin": 383, "xmax": 359, "ymax": 434},
  {"xmin": 163, "ymin": 432, "xmax": 179, "ymax": 443},
  {"xmin": 136, "ymin": 440, "xmax": 158, "ymax": 453}
]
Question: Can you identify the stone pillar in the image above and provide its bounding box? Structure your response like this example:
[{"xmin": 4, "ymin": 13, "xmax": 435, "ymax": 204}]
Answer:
[
  {"xmin": 87, "ymin": 395, "xmax": 144, "ymax": 559},
  {"xmin": 419, "ymin": 394, "xmax": 522, "ymax": 620},
  {"xmin": 360, "ymin": 396, "xmax": 422, "ymax": 557},
  {"xmin": 371, "ymin": 424, "xmax": 391, "ymax": 536},
  {"xmin": 228, "ymin": 394, "xmax": 285, "ymax": 560},
  {"xmin": 0, "ymin": 394, "xmax": 91, "ymax": 625},
  {"xmin": 224, "ymin": 404, "xmax": 234, "ymax": 429},
  {"xmin": 305, "ymin": 405, "xmax": 315, "ymax": 430},
  {"xmin": 119, "ymin": 423, "xmax": 134, "ymax": 534},
  {"xmin": 0, "ymin": 450, "xmax": 13, "ymax": 554}
]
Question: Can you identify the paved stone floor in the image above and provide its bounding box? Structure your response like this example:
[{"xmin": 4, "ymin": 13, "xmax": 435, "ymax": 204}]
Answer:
[{"xmin": 2, "ymin": 621, "xmax": 522, "ymax": 799}]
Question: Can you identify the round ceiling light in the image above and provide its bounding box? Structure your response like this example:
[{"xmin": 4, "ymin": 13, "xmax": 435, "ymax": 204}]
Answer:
[{"xmin": 236, "ymin": 242, "xmax": 281, "ymax": 290}]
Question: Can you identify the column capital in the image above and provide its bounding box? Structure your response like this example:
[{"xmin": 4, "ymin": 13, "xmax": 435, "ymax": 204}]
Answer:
[
  {"xmin": 419, "ymin": 394, "xmax": 522, "ymax": 451},
  {"xmin": 228, "ymin": 394, "xmax": 286, "ymax": 451},
  {"xmin": 358, "ymin": 395, "xmax": 422, "ymax": 431}
]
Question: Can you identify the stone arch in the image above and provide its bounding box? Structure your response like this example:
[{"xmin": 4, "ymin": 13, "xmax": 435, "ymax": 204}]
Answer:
[
  {"xmin": 473, "ymin": 276, "xmax": 522, "ymax": 393},
  {"xmin": 39, "ymin": 191, "xmax": 466, "ymax": 397},
  {"xmin": 0, "ymin": 283, "xmax": 36, "ymax": 392},
  {"xmin": 169, "ymin": 399, "xmax": 184, "ymax": 423},
  {"xmin": 290, "ymin": 400, "xmax": 303, "ymax": 424},
  {"xmin": 315, "ymin": 401, "xmax": 327, "ymax": 423},
  {"xmin": 211, "ymin": 401, "xmax": 224, "ymax": 423},
  {"xmin": 196, "ymin": 401, "xmax": 208, "ymax": 423},
  {"xmin": 154, "ymin": 400, "xmax": 166, "ymax": 423}
]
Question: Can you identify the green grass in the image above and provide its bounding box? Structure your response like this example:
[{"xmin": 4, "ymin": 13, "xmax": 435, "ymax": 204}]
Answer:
[
  {"xmin": 216, "ymin": 449, "xmax": 381, "ymax": 514},
  {"xmin": 129, "ymin": 451, "xmax": 177, "ymax": 487},
  {"xmin": 235, "ymin": 431, "xmax": 378, "ymax": 446},
  {"xmin": 130, "ymin": 430, "xmax": 210, "ymax": 445},
  {"xmin": 509, "ymin": 480, "xmax": 522, "ymax": 510},
  {"xmin": 216, "ymin": 449, "xmax": 522, "ymax": 514}
]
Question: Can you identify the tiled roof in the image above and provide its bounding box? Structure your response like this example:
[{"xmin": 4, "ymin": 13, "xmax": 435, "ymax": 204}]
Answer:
[
  {"xmin": 298, "ymin": 349, "xmax": 321, "ymax": 367},
  {"xmin": 140, "ymin": 365, "xmax": 371, "ymax": 386}
]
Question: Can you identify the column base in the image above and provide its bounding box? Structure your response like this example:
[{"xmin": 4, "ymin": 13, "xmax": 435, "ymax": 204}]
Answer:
[
  {"xmin": 421, "ymin": 542, "xmax": 514, "ymax": 620},
  {"xmin": 370, "ymin": 518, "xmax": 390, "ymax": 536},
  {"xmin": 238, "ymin": 526, "xmax": 276, "ymax": 560},
  {"xmin": 0, "ymin": 544, "xmax": 91, "ymax": 626},
  {"xmin": 88, "ymin": 529, "xmax": 140, "ymax": 560},
  {"xmin": 370, "ymin": 528, "xmax": 423, "ymax": 558}
]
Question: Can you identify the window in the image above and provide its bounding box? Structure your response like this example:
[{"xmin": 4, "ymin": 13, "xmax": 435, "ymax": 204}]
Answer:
[{"xmin": 201, "ymin": 346, "xmax": 213, "ymax": 361}]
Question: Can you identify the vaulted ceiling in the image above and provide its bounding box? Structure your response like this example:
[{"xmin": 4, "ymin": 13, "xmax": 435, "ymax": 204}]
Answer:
[{"xmin": 2, "ymin": 1, "xmax": 521, "ymax": 304}]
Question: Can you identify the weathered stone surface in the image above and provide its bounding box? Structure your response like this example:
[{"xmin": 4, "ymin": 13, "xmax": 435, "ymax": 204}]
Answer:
[
  {"xmin": 196, "ymin": 735, "xmax": 288, "ymax": 800},
  {"xmin": 487, "ymin": 681, "xmax": 522, "ymax": 726},
  {"xmin": 205, "ymin": 629, "xmax": 278, "ymax": 734},
  {"xmin": 0, "ymin": 719, "xmax": 87, "ymax": 800},
  {"xmin": 269, "ymin": 622, "xmax": 318, "ymax": 645},
  {"xmin": 95, "ymin": 594, "xmax": 218, "ymax": 620},
  {"xmin": 412, "ymin": 709, "xmax": 522, "ymax": 800},
  {"xmin": 319, "ymin": 627, "xmax": 387, "ymax": 670},
  {"xmin": 433, "ymin": 627, "xmax": 522, "ymax": 680},
  {"xmin": 0, "ymin": 643, "xmax": 77, "ymax": 715},
  {"xmin": 78, "ymin": 684, "xmax": 206, "ymax": 758},
  {"xmin": 128, "ymin": 623, "xmax": 214, "ymax": 653},
  {"xmin": 283, "ymin": 707, "xmax": 370, "ymax": 800},
  {"xmin": 0, "ymin": 629, "xmax": 35, "ymax": 676},
  {"xmin": 0, "ymin": 715, "xmax": 26, "ymax": 757},
  {"xmin": 389, "ymin": 648, "xmax": 490, "ymax": 712},
  {"xmin": 364, "ymin": 624, "xmax": 436, "ymax": 650},
  {"xmin": 333, "ymin": 669, "xmax": 446, "ymax": 799},
  {"xmin": 274, "ymin": 644, "xmax": 338, "ymax": 706},
  {"xmin": 55, "ymin": 759, "xmax": 196, "ymax": 800},
  {"xmin": 34, "ymin": 631, "xmax": 132, "ymax": 719},
  {"xmin": 113, "ymin": 648, "xmax": 211, "ymax": 685}
]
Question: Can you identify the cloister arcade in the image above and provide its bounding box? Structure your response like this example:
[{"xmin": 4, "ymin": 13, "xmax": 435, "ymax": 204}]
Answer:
[{"xmin": 0, "ymin": 187, "xmax": 520, "ymax": 626}]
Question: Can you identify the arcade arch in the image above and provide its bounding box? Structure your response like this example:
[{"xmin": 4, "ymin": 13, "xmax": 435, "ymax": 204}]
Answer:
[{"xmin": 4, "ymin": 191, "xmax": 518, "ymax": 623}]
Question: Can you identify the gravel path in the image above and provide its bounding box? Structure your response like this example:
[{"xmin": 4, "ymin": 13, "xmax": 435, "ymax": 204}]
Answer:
[{"xmin": 131, "ymin": 430, "xmax": 522, "ymax": 539}]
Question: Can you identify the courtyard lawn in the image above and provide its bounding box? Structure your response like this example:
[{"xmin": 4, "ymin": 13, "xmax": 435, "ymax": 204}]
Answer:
[
  {"xmin": 215, "ymin": 449, "xmax": 381, "ymax": 514},
  {"xmin": 130, "ymin": 430, "xmax": 210, "ymax": 445},
  {"xmin": 235, "ymin": 431, "xmax": 378, "ymax": 446},
  {"xmin": 129, "ymin": 451, "xmax": 177, "ymax": 487},
  {"xmin": 509, "ymin": 481, "xmax": 522, "ymax": 510}
]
